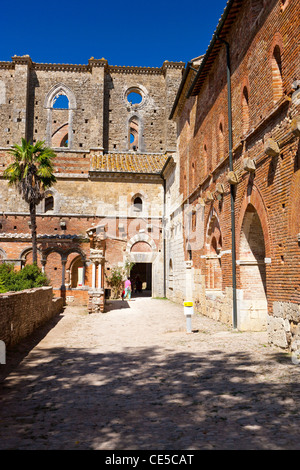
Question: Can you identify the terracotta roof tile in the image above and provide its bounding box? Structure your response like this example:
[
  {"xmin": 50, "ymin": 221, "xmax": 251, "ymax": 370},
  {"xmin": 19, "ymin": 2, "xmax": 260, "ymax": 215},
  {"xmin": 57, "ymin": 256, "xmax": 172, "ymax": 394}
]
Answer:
[{"xmin": 91, "ymin": 153, "xmax": 168, "ymax": 174}]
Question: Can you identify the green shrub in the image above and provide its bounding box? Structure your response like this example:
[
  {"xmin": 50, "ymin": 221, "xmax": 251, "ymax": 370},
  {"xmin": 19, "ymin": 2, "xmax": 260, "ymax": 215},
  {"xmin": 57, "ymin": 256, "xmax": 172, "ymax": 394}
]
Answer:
[{"xmin": 0, "ymin": 263, "xmax": 50, "ymax": 293}]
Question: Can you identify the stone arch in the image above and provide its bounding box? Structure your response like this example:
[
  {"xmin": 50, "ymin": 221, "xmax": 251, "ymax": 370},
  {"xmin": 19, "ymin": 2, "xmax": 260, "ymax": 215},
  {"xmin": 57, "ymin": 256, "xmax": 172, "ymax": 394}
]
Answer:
[
  {"xmin": 129, "ymin": 191, "xmax": 148, "ymax": 216},
  {"xmin": 126, "ymin": 233, "xmax": 157, "ymax": 263},
  {"xmin": 126, "ymin": 233, "xmax": 156, "ymax": 253},
  {"xmin": 44, "ymin": 83, "xmax": 77, "ymax": 110},
  {"xmin": 0, "ymin": 247, "xmax": 7, "ymax": 261},
  {"xmin": 132, "ymin": 193, "xmax": 143, "ymax": 212},
  {"xmin": 38, "ymin": 187, "xmax": 60, "ymax": 214},
  {"xmin": 20, "ymin": 246, "xmax": 43, "ymax": 267}
]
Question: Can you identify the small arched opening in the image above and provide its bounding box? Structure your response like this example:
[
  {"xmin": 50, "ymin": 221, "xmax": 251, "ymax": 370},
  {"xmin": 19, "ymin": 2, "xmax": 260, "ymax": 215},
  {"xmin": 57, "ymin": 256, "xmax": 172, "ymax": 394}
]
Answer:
[{"xmin": 271, "ymin": 45, "xmax": 283, "ymax": 103}]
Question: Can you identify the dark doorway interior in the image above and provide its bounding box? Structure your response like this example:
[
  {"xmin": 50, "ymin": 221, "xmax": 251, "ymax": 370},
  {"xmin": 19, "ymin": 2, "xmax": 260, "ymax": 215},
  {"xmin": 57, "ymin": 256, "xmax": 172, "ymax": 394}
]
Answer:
[{"xmin": 130, "ymin": 262, "xmax": 152, "ymax": 297}]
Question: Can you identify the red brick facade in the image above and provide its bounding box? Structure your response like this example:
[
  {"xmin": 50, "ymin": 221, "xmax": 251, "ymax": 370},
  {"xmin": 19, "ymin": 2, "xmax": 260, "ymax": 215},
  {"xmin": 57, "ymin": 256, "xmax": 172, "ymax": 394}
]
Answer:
[{"xmin": 169, "ymin": 0, "xmax": 300, "ymax": 346}]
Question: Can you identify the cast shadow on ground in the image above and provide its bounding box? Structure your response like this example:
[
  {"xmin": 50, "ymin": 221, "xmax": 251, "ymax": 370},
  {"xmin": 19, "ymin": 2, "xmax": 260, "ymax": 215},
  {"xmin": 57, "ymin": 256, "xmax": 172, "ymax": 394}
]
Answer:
[{"xmin": 0, "ymin": 336, "xmax": 299, "ymax": 450}]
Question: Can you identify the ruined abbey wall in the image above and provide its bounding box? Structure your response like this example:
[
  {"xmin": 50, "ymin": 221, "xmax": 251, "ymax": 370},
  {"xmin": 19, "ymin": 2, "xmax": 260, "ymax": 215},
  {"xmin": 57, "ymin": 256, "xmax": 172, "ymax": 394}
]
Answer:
[{"xmin": 0, "ymin": 56, "xmax": 184, "ymax": 301}]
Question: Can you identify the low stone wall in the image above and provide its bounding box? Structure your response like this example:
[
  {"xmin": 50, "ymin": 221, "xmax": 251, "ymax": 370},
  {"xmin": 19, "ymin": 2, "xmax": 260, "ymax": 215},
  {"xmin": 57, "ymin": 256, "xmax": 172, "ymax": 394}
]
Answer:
[
  {"xmin": 0, "ymin": 286, "xmax": 64, "ymax": 347},
  {"xmin": 267, "ymin": 301, "xmax": 300, "ymax": 351}
]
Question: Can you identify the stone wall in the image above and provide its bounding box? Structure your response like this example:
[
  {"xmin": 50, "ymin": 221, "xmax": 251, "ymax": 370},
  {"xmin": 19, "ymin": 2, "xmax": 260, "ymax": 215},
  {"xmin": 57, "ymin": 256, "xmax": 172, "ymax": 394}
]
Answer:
[
  {"xmin": 0, "ymin": 286, "xmax": 63, "ymax": 347},
  {"xmin": 0, "ymin": 58, "xmax": 184, "ymax": 153}
]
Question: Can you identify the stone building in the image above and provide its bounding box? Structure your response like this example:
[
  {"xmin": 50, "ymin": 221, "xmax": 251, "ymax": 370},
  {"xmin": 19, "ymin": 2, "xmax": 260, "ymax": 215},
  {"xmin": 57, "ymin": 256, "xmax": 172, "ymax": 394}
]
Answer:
[
  {"xmin": 0, "ymin": 56, "xmax": 184, "ymax": 307},
  {"xmin": 167, "ymin": 0, "xmax": 300, "ymax": 350}
]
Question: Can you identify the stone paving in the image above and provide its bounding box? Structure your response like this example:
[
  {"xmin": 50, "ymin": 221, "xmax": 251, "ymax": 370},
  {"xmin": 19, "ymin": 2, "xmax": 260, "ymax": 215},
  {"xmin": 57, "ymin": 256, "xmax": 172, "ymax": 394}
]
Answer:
[{"xmin": 0, "ymin": 296, "xmax": 300, "ymax": 450}]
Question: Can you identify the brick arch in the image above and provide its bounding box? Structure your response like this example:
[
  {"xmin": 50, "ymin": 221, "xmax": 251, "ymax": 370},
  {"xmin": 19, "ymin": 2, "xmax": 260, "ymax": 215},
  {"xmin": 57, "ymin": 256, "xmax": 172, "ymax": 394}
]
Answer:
[
  {"xmin": 205, "ymin": 207, "xmax": 223, "ymax": 290},
  {"xmin": 126, "ymin": 233, "xmax": 156, "ymax": 254},
  {"xmin": 236, "ymin": 183, "xmax": 271, "ymax": 259},
  {"xmin": 131, "ymin": 241, "xmax": 152, "ymax": 253},
  {"xmin": 20, "ymin": 246, "xmax": 43, "ymax": 266},
  {"xmin": 218, "ymin": 114, "xmax": 225, "ymax": 162},
  {"xmin": 51, "ymin": 122, "xmax": 69, "ymax": 148},
  {"xmin": 205, "ymin": 207, "xmax": 222, "ymax": 246},
  {"xmin": 67, "ymin": 253, "xmax": 86, "ymax": 288},
  {"xmin": 269, "ymin": 32, "xmax": 284, "ymax": 104},
  {"xmin": 240, "ymin": 77, "xmax": 250, "ymax": 135}
]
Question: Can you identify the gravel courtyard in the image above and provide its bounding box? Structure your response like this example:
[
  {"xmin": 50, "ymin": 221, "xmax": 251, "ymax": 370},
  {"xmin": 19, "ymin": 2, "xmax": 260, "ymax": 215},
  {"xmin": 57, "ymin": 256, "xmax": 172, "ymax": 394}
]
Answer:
[{"xmin": 0, "ymin": 296, "xmax": 299, "ymax": 450}]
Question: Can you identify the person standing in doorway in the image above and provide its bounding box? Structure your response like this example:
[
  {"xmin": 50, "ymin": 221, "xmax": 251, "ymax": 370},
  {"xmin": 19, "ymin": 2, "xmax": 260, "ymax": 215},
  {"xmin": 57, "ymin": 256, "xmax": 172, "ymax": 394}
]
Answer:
[{"xmin": 124, "ymin": 277, "xmax": 132, "ymax": 301}]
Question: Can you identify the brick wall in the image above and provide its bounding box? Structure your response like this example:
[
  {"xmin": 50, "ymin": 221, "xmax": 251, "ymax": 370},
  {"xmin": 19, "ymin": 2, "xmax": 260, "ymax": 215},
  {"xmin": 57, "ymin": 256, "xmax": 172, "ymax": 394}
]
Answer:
[
  {"xmin": 168, "ymin": 0, "xmax": 300, "ymax": 339},
  {"xmin": 0, "ymin": 286, "xmax": 63, "ymax": 347}
]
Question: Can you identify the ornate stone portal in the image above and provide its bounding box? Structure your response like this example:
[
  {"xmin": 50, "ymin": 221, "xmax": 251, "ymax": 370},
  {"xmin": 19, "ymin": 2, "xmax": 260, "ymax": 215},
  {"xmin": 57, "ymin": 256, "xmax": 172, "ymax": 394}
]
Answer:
[{"xmin": 87, "ymin": 230, "xmax": 106, "ymax": 313}]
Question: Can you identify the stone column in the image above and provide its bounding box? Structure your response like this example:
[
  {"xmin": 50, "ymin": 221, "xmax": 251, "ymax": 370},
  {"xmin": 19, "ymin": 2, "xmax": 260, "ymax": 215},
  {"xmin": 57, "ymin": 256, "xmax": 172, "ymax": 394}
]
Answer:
[{"xmin": 92, "ymin": 262, "xmax": 96, "ymax": 289}]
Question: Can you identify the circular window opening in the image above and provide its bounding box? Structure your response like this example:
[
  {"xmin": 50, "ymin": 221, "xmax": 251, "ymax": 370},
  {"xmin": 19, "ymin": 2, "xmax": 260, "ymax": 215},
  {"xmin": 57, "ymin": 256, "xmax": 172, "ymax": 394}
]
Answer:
[{"xmin": 127, "ymin": 91, "xmax": 143, "ymax": 105}]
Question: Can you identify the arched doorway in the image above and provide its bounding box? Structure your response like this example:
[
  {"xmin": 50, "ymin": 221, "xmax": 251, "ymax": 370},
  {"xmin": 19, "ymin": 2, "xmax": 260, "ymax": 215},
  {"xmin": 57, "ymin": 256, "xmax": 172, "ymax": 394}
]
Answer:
[
  {"xmin": 238, "ymin": 203, "xmax": 268, "ymax": 330},
  {"xmin": 130, "ymin": 241, "xmax": 152, "ymax": 296}
]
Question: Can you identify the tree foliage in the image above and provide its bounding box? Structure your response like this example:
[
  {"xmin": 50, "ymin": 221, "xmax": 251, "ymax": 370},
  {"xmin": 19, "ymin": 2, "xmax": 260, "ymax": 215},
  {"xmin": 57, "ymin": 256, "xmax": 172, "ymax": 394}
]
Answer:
[
  {"xmin": 0, "ymin": 263, "xmax": 50, "ymax": 294},
  {"xmin": 3, "ymin": 139, "xmax": 57, "ymax": 263},
  {"xmin": 105, "ymin": 260, "xmax": 135, "ymax": 299}
]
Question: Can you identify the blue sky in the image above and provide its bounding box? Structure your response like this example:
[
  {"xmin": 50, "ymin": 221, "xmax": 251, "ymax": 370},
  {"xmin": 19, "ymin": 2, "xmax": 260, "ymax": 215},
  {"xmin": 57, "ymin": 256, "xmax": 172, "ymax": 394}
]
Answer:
[{"xmin": 1, "ymin": 0, "xmax": 228, "ymax": 67}]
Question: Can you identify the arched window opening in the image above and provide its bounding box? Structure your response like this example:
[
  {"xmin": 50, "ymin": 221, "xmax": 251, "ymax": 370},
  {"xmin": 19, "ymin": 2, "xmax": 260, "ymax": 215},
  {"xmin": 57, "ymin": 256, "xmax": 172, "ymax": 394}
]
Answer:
[
  {"xmin": 45, "ymin": 85, "xmax": 75, "ymax": 149},
  {"xmin": 218, "ymin": 120, "xmax": 225, "ymax": 161},
  {"xmin": 129, "ymin": 117, "xmax": 139, "ymax": 150},
  {"xmin": 242, "ymin": 86, "xmax": 250, "ymax": 135},
  {"xmin": 191, "ymin": 161, "xmax": 196, "ymax": 188},
  {"xmin": 133, "ymin": 196, "xmax": 143, "ymax": 212},
  {"xmin": 53, "ymin": 93, "xmax": 69, "ymax": 109},
  {"xmin": 44, "ymin": 195, "xmax": 54, "ymax": 213},
  {"xmin": 271, "ymin": 45, "xmax": 283, "ymax": 103}
]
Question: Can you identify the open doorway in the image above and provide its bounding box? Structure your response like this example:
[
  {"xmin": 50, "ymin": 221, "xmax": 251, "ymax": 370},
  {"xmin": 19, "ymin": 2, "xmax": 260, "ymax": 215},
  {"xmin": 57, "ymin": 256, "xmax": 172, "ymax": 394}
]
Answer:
[{"xmin": 130, "ymin": 263, "xmax": 152, "ymax": 297}]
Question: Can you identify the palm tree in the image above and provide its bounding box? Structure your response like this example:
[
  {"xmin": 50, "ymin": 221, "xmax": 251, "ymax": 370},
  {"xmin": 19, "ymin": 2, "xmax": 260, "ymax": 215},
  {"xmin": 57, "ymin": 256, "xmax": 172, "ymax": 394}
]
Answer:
[{"xmin": 3, "ymin": 138, "xmax": 56, "ymax": 264}]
